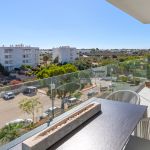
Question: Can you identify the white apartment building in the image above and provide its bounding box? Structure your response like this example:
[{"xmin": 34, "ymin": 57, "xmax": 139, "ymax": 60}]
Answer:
[
  {"xmin": 52, "ymin": 46, "xmax": 79, "ymax": 63},
  {"xmin": 0, "ymin": 45, "xmax": 39, "ymax": 71}
]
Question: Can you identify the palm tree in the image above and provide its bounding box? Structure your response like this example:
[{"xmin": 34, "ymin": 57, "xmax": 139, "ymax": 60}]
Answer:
[
  {"xmin": 19, "ymin": 98, "xmax": 42, "ymax": 123},
  {"xmin": 0, "ymin": 123, "xmax": 23, "ymax": 143}
]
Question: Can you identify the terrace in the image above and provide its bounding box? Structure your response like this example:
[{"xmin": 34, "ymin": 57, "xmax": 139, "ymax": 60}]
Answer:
[{"xmin": 0, "ymin": 58, "xmax": 150, "ymax": 150}]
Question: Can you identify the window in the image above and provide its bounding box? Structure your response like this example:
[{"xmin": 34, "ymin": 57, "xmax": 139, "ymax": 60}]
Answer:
[
  {"xmin": 5, "ymin": 55, "xmax": 12, "ymax": 59},
  {"xmin": 23, "ymin": 49, "xmax": 31, "ymax": 53},
  {"xmin": 5, "ymin": 61, "xmax": 9, "ymax": 64},
  {"xmin": 5, "ymin": 60, "xmax": 12, "ymax": 64},
  {"xmin": 4, "ymin": 49, "xmax": 13, "ymax": 53},
  {"xmin": 23, "ymin": 54, "xmax": 30, "ymax": 58},
  {"xmin": 22, "ymin": 60, "xmax": 30, "ymax": 63}
]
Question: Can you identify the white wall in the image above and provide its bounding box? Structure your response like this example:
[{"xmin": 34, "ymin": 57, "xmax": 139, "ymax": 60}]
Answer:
[
  {"xmin": 52, "ymin": 46, "xmax": 78, "ymax": 63},
  {"xmin": 0, "ymin": 46, "xmax": 39, "ymax": 71}
]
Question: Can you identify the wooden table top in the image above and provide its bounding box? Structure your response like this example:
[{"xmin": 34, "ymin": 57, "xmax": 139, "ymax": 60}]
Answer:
[{"xmin": 48, "ymin": 99, "xmax": 147, "ymax": 150}]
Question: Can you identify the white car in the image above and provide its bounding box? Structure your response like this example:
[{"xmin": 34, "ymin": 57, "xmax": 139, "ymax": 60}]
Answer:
[
  {"xmin": 24, "ymin": 119, "xmax": 33, "ymax": 125},
  {"xmin": 39, "ymin": 107, "xmax": 59, "ymax": 120},
  {"xmin": 3, "ymin": 92, "xmax": 15, "ymax": 100},
  {"xmin": 24, "ymin": 118, "xmax": 33, "ymax": 123},
  {"xmin": 6, "ymin": 118, "xmax": 33, "ymax": 126},
  {"xmin": 47, "ymin": 107, "xmax": 58, "ymax": 112},
  {"xmin": 6, "ymin": 119, "xmax": 24, "ymax": 125}
]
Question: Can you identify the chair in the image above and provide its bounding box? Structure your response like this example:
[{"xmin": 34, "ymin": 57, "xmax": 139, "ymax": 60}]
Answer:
[
  {"xmin": 125, "ymin": 136, "xmax": 150, "ymax": 150},
  {"xmin": 135, "ymin": 118, "xmax": 150, "ymax": 140},
  {"xmin": 125, "ymin": 118, "xmax": 150, "ymax": 150},
  {"xmin": 105, "ymin": 90, "xmax": 140, "ymax": 105}
]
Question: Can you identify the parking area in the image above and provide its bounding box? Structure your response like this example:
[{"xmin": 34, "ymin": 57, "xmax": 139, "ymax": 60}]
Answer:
[
  {"xmin": 0, "ymin": 91, "xmax": 56, "ymax": 128},
  {"xmin": 0, "ymin": 78, "xmax": 112, "ymax": 128}
]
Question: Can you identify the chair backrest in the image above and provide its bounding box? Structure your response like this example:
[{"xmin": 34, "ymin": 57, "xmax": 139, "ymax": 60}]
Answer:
[
  {"xmin": 105, "ymin": 90, "xmax": 140, "ymax": 105},
  {"xmin": 135, "ymin": 118, "xmax": 150, "ymax": 140}
]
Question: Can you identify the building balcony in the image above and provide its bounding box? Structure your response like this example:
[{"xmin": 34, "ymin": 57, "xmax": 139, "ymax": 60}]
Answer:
[{"xmin": 1, "ymin": 59, "xmax": 150, "ymax": 150}]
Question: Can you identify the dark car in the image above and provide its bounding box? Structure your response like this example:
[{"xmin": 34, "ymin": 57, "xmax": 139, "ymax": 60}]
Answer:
[{"xmin": 23, "ymin": 86, "xmax": 37, "ymax": 96}]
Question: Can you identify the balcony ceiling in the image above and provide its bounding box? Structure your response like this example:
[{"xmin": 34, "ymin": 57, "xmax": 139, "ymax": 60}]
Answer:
[{"xmin": 107, "ymin": 0, "xmax": 150, "ymax": 24}]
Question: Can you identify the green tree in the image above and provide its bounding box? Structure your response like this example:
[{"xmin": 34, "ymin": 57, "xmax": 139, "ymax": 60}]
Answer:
[
  {"xmin": 36, "ymin": 64, "xmax": 77, "ymax": 79},
  {"xmin": 0, "ymin": 123, "xmax": 23, "ymax": 143},
  {"xmin": 19, "ymin": 98, "xmax": 42, "ymax": 123},
  {"xmin": 147, "ymin": 59, "xmax": 150, "ymax": 80},
  {"xmin": 47, "ymin": 82, "xmax": 80, "ymax": 110},
  {"xmin": 0, "ymin": 63, "xmax": 9, "ymax": 76},
  {"xmin": 57, "ymin": 82, "xmax": 80, "ymax": 110},
  {"xmin": 53, "ymin": 56, "xmax": 59, "ymax": 64},
  {"xmin": 43, "ymin": 55, "xmax": 50, "ymax": 66},
  {"xmin": 78, "ymin": 70, "xmax": 92, "ymax": 88},
  {"xmin": 74, "ymin": 58, "xmax": 92, "ymax": 70},
  {"xmin": 63, "ymin": 64, "xmax": 77, "ymax": 73}
]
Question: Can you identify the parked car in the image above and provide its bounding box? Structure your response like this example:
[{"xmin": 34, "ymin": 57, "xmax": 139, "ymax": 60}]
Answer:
[
  {"xmin": 101, "ymin": 77, "xmax": 112, "ymax": 81},
  {"xmin": 39, "ymin": 107, "xmax": 59, "ymax": 120},
  {"xmin": 1, "ymin": 80, "xmax": 9, "ymax": 85},
  {"xmin": 45, "ymin": 107, "xmax": 59, "ymax": 114},
  {"xmin": 6, "ymin": 118, "xmax": 33, "ymax": 126},
  {"xmin": 6, "ymin": 119, "xmax": 24, "ymax": 125},
  {"xmin": 3, "ymin": 92, "xmax": 15, "ymax": 100},
  {"xmin": 24, "ymin": 118, "xmax": 33, "ymax": 125},
  {"xmin": 100, "ymin": 86, "xmax": 108, "ymax": 92},
  {"xmin": 23, "ymin": 86, "xmax": 37, "ymax": 96},
  {"xmin": 40, "ymin": 112, "xmax": 48, "ymax": 120},
  {"xmin": 67, "ymin": 97, "xmax": 78, "ymax": 106},
  {"xmin": 87, "ymin": 91, "xmax": 98, "ymax": 98}
]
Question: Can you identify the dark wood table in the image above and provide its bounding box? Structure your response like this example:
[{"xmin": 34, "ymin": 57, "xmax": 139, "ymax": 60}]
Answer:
[{"xmin": 48, "ymin": 99, "xmax": 147, "ymax": 150}]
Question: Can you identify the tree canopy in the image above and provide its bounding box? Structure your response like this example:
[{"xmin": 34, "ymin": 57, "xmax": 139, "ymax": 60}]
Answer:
[
  {"xmin": 35, "ymin": 64, "xmax": 77, "ymax": 79},
  {"xmin": 19, "ymin": 98, "xmax": 42, "ymax": 123},
  {"xmin": 0, "ymin": 64, "xmax": 9, "ymax": 76}
]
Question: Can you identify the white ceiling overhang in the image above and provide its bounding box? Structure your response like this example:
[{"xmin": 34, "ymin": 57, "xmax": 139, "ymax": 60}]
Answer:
[{"xmin": 107, "ymin": 0, "xmax": 150, "ymax": 24}]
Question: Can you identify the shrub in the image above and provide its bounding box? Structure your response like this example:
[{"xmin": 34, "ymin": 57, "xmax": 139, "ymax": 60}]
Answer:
[
  {"xmin": 134, "ymin": 77, "xmax": 140, "ymax": 85},
  {"xmin": 0, "ymin": 123, "xmax": 24, "ymax": 143},
  {"xmin": 119, "ymin": 75, "xmax": 128, "ymax": 82},
  {"xmin": 73, "ymin": 92, "xmax": 82, "ymax": 99}
]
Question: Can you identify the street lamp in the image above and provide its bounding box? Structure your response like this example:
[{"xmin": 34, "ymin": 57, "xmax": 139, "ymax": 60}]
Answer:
[
  {"xmin": 49, "ymin": 81, "xmax": 55, "ymax": 120},
  {"xmin": 110, "ymin": 67, "xmax": 113, "ymax": 81}
]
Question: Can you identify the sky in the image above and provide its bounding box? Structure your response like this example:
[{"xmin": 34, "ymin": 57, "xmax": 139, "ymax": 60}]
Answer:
[{"xmin": 0, "ymin": 0, "xmax": 150, "ymax": 49}]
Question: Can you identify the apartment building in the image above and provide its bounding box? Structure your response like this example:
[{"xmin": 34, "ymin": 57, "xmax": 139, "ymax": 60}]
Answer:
[
  {"xmin": 52, "ymin": 46, "xmax": 79, "ymax": 63},
  {"xmin": 0, "ymin": 45, "xmax": 39, "ymax": 71}
]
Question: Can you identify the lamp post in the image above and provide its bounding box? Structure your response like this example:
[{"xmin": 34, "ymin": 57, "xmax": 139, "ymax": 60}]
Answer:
[
  {"xmin": 50, "ymin": 81, "xmax": 55, "ymax": 120},
  {"xmin": 133, "ymin": 62, "xmax": 136, "ymax": 84},
  {"xmin": 110, "ymin": 67, "xmax": 113, "ymax": 81}
]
